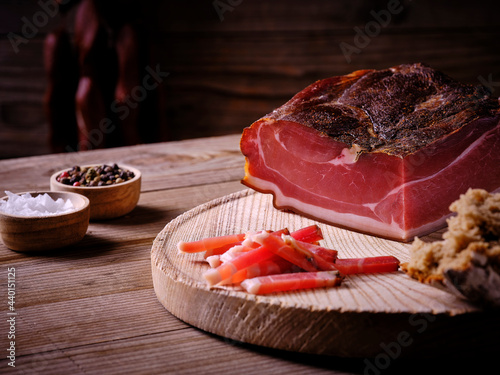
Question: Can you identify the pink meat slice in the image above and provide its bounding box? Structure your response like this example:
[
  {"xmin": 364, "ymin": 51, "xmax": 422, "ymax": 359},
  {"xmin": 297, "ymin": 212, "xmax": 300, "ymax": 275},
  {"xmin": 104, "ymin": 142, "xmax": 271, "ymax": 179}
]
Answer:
[{"xmin": 240, "ymin": 63, "xmax": 500, "ymax": 241}]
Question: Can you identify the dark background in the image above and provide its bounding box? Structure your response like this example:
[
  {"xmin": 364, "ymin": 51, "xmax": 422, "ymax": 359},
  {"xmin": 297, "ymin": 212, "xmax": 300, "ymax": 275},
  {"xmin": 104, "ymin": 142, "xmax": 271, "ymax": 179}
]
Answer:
[{"xmin": 1, "ymin": 0, "xmax": 499, "ymax": 159}]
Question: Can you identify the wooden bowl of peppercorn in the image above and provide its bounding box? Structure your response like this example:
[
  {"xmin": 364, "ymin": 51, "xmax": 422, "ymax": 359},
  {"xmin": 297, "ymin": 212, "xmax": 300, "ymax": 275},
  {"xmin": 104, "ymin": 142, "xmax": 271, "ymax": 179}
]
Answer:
[{"xmin": 50, "ymin": 164, "xmax": 141, "ymax": 220}]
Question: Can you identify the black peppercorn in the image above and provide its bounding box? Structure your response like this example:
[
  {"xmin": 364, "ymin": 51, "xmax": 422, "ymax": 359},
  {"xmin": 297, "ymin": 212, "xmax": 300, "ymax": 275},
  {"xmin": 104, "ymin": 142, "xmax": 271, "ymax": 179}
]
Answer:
[{"xmin": 56, "ymin": 164, "xmax": 135, "ymax": 187}]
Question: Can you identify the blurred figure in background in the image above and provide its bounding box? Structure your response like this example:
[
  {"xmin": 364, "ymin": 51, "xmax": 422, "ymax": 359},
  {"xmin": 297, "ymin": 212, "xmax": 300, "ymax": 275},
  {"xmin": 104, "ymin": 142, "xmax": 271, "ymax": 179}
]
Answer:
[{"xmin": 44, "ymin": 0, "xmax": 167, "ymax": 153}]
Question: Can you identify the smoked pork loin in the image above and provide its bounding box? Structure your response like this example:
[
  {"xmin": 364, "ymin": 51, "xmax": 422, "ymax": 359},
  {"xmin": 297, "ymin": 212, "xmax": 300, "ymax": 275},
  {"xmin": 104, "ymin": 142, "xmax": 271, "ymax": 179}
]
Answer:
[{"xmin": 240, "ymin": 63, "xmax": 500, "ymax": 241}]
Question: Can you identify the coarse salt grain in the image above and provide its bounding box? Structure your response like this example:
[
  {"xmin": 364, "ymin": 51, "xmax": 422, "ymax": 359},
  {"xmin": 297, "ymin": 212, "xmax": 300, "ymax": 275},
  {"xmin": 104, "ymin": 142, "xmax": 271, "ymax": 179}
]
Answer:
[{"xmin": 0, "ymin": 191, "xmax": 76, "ymax": 217}]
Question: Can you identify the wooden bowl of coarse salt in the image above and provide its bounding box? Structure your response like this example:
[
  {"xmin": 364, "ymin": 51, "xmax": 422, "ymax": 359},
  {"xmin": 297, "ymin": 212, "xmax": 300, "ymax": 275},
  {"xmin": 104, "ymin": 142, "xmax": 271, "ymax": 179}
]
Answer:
[
  {"xmin": 0, "ymin": 191, "xmax": 90, "ymax": 252},
  {"xmin": 50, "ymin": 164, "xmax": 141, "ymax": 220}
]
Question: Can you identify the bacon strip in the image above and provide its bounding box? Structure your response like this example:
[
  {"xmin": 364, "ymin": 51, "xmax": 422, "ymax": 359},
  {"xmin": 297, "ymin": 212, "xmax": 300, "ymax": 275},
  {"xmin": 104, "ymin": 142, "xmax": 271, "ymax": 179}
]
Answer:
[
  {"xmin": 241, "ymin": 271, "xmax": 343, "ymax": 295},
  {"xmin": 177, "ymin": 233, "xmax": 247, "ymax": 253},
  {"xmin": 333, "ymin": 256, "xmax": 400, "ymax": 274}
]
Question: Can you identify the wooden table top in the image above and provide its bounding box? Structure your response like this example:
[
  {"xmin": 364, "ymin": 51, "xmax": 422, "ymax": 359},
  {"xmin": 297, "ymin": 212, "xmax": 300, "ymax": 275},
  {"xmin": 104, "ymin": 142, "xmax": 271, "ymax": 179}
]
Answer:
[{"xmin": 0, "ymin": 134, "xmax": 494, "ymax": 374}]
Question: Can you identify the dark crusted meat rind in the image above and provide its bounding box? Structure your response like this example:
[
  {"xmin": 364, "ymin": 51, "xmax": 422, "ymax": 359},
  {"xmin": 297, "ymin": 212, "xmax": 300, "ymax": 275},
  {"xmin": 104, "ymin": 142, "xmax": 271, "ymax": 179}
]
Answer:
[{"xmin": 267, "ymin": 63, "xmax": 500, "ymax": 157}]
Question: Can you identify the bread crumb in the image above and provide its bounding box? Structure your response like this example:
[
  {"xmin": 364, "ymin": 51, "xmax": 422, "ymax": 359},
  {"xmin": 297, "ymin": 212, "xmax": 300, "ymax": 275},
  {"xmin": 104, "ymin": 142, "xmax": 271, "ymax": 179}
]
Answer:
[{"xmin": 402, "ymin": 188, "xmax": 500, "ymax": 283}]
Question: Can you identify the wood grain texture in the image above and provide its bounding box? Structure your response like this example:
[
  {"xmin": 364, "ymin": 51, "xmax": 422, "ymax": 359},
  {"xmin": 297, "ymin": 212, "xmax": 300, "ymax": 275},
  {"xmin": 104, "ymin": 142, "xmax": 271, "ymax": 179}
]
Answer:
[
  {"xmin": 152, "ymin": 189, "xmax": 500, "ymax": 357},
  {"xmin": 0, "ymin": 135, "xmax": 498, "ymax": 374}
]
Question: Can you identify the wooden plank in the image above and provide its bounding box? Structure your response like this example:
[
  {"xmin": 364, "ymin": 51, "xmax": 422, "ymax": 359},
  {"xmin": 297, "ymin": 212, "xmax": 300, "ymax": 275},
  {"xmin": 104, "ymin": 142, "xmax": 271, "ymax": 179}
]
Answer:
[
  {"xmin": 12, "ymin": 289, "xmax": 186, "ymax": 355},
  {"xmin": 4, "ymin": 0, "xmax": 499, "ymax": 35},
  {"xmin": 0, "ymin": 135, "xmax": 245, "ymax": 193},
  {"xmin": 6, "ymin": 328, "xmax": 358, "ymax": 375},
  {"xmin": 154, "ymin": 0, "xmax": 500, "ymax": 31},
  {"xmin": 155, "ymin": 30, "xmax": 500, "ymax": 83}
]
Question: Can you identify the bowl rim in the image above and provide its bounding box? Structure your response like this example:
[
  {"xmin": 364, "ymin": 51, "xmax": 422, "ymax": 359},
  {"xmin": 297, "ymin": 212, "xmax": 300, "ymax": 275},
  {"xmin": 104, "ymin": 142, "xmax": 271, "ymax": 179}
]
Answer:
[
  {"xmin": 50, "ymin": 163, "xmax": 141, "ymax": 190},
  {"xmin": 0, "ymin": 191, "xmax": 90, "ymax": 219}
]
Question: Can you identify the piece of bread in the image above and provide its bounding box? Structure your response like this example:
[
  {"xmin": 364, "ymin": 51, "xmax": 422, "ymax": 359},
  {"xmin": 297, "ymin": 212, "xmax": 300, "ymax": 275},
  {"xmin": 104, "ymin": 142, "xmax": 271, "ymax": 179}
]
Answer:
[{"xmin": 402, "ymin": 189, "xmax": 500, "ymax": 306}]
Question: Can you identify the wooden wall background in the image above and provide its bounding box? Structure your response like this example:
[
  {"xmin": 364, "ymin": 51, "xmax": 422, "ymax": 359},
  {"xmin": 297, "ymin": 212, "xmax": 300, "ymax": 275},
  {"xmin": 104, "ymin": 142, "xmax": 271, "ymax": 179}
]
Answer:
[{"xmin": 1, "ymin": 0, "xmax": 499, "ymax": 159}]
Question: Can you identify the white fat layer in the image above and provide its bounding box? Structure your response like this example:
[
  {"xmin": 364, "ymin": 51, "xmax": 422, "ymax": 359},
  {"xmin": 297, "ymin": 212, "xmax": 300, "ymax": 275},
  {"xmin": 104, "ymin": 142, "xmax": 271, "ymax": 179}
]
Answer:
[
  {"xmin": 206, "ymin": 255, "xmax": 221, "ymax": 268},
  {"xmin": 328, "ymin": 144, "xmax": 363, "ymax": 165},
  {"xmin": 413, "ymin": 93, "xmax": 446, "ymax": 112},
  {"xmin": 240, "ymin": 278, "xmax": 260, "ymax": 294},
  {"xmin": 252, "ymin": 231, "xmax": 271, "ymax": 245},
  {"xmin": 281, "ymin": 234, "xmax": 297, "ymax": 247},
  {"xmin": 245, "ymin": 175, "xmax": 451, "ymax": 241},
  {"xmin": 220, "ymin": 245, "xmax": 246, "ymax": 263},
  {"xmin": 203, "ymin": 268, "xmax": 222, "ymax": 286},
  {"xmin": 318, "ymin": 271, "xmax": 340, "ymax": 283},
  {"xmin": 242, "ymin": 230, "xmax": 266, "ymax": 247}
]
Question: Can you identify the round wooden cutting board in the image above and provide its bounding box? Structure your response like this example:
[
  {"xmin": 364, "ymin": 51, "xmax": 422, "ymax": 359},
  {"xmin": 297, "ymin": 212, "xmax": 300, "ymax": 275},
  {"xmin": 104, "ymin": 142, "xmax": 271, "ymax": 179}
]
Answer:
[{"xmin": 151, "ymin": 189, "xmax": 499, "ymax": 358}]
